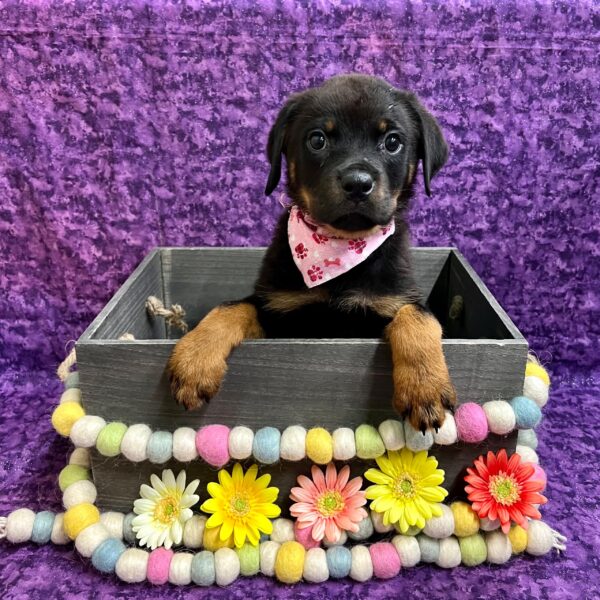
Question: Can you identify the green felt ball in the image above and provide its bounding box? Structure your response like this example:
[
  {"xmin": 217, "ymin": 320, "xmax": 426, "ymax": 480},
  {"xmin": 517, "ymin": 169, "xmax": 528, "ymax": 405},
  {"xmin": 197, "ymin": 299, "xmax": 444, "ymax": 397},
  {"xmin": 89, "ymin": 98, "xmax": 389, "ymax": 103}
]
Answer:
[
  {"xmin": 236, "ymin": 543, "xmax": 260, "ymax": 576},
  {"xmin": 96, "ymin": 422, "xmax": 128, "ymax": 457},
  {"xmin": 355, "ymin": 424, "xmax": 385, "ymax": 459},
  {"xmin": 58, "ymin": 465, "xmax": 90, "ymax": 492},
  {"xmin": 459, "ymin": 534, "xmax": 487, "ymax": 566}
]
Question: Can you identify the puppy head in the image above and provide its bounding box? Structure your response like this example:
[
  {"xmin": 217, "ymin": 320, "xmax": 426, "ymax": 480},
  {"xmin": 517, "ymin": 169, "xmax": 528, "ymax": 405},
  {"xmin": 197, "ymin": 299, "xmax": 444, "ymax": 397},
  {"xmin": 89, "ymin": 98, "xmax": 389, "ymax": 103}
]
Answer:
[{"xmin": 265, "ymin": 74, "xmax": 448, "ymax": 233}]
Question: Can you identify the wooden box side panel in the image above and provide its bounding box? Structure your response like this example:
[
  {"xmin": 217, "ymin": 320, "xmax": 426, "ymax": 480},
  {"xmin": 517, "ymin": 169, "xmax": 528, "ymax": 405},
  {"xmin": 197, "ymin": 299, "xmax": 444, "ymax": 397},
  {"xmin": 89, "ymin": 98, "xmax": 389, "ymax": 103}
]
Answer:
[{"xmin": 78, "ymin": 339, "xmax": 528, "ymax": 430}]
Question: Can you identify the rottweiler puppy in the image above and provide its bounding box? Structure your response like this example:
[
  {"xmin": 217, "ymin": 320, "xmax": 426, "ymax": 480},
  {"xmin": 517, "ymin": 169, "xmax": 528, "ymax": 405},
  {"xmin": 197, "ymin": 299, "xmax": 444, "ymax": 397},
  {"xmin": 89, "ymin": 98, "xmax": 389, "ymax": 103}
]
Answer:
[{"xmin": 167, "ymin": 74, "xmax": 456, "ymax": 431}]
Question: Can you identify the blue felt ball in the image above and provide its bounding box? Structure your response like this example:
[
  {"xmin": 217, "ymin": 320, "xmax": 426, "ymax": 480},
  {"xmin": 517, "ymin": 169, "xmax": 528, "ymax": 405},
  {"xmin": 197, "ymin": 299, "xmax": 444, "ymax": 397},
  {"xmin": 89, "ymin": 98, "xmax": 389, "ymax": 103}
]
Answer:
[
  {"xmin": 91, "ymin": 538, "xmax": 126, "ymax": 573},
  {"xmin": 123, "ymin": 512, "xmax": 136, "ymax": 544},
  {"xmin": 31, "ymin": 511, "xmax": 55, "ymax": 544},
  {"xmin": 191, "ymin": 550, "xmax": 216, "ymax": 586},
  {"xmin": 510, "ymin": 396, "xmax": 542, "ymax": 429},
  {"xmin": 146, "ymin": 431, "xmax": 173, "ymax": 464},
  {"xmin": 252, "ymin": 427, "xmax": 281, "ymax": 464},
  {"xmin": 64, "ymin": 371, "xmax": 80, "ymax": 390},
  {"xmin": 418, "ymin": 534, "xmax": 440, "ymax": 563},
  {"xmin": 326, "ymin": 545, "xmax": 352, "ymax": 578}
]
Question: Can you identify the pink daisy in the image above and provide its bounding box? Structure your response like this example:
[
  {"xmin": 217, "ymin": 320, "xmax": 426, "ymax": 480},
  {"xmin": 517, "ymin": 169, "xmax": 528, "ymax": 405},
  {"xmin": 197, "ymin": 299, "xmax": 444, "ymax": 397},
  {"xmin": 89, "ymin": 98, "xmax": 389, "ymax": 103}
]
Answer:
[{"xmin": 290, "ymin": 463, "xmax": 368, "ymax": 543}]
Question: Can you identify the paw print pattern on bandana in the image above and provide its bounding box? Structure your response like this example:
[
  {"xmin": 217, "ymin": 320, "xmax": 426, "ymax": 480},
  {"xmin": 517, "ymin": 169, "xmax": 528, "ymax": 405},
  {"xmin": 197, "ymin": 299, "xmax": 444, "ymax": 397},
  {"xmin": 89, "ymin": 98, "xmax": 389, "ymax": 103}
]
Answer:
[{"xmin": 287, "ymin": 205, "xmax": 395, "ymax": 288}]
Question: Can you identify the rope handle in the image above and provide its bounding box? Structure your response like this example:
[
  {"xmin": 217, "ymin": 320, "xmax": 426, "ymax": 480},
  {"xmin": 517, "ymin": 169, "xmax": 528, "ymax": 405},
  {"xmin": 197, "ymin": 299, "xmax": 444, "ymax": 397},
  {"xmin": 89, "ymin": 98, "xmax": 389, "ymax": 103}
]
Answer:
[{"xmin": 56, "ymin": 296, "xmax": 188, "ymax": 381}]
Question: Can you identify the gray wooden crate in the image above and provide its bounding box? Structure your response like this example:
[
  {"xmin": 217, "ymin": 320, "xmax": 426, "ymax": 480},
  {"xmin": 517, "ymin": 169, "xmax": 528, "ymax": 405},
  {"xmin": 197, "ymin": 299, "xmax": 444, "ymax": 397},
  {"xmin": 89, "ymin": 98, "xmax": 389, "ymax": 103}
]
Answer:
[{"xmin": 77, "ymin": 247, "xmax": 527, "ymax": 513}]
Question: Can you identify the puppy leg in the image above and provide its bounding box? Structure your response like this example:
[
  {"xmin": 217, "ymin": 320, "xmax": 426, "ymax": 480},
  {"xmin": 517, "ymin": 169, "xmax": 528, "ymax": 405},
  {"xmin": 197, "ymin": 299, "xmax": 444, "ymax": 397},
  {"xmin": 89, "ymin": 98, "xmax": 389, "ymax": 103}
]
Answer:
[
  {"xmin": 385, "ymin": 304, "xmax": 456, "ymax": 431},
  {"xmin": 168, "ymin": 302, "xmax": 264, "ymax": 409}
]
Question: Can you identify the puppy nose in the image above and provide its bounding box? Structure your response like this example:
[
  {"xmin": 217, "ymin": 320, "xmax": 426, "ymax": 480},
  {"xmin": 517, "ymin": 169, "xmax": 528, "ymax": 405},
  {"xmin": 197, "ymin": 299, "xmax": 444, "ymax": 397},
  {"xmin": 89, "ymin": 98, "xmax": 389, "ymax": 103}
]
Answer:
[{"xmin": 340, "ymin": 169, "xmax": 374, "ymax": 198}]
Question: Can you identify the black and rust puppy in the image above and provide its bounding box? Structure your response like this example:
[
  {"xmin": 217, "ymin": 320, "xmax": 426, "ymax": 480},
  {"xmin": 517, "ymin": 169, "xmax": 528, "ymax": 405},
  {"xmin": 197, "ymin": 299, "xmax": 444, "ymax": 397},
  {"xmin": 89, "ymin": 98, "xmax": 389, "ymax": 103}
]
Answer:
[{"xmin": 168, "ymin": 74, "xmax": 456, "ymax": 431}]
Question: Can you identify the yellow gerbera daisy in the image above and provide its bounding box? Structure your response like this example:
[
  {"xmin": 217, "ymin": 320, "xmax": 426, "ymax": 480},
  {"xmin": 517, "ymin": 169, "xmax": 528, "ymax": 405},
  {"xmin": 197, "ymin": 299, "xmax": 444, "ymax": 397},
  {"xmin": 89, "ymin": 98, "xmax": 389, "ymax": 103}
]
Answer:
[
  {"xmin": 365, "ymin": 448, "xmax": 448, "ymax": 533},
  {"xmin": 201, "ymin": 463, "xmax": 281, "ymax": 548}
]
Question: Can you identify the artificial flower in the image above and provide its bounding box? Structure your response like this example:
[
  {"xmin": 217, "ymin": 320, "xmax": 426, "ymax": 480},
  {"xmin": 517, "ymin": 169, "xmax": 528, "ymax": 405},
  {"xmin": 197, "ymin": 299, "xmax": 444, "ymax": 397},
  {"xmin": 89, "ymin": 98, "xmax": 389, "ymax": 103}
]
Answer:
[
  {"xmin": 465, "ymin": 449, "xmax": 547, "ymax": 534},
  {"xmin": 364, "ymin": 448, "xmax": 448, "ymax": 532},
  {"xmin": 201, "ymin": 463, "xmax": 281, "ymax": 548},
  {"xmin": 290, "ymin": 463, "xmax": 367, "ymax": 543},
  {"xmin": 132, "ymin": 469, "xmax": 200, "ymax": 550}
]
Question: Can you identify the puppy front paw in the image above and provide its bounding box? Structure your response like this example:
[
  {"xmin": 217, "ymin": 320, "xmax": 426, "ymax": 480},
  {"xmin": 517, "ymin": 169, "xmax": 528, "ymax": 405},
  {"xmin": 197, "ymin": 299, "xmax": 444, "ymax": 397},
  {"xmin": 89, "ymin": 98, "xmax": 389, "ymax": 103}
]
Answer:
[
  {"xmin": 167, "ymin": 338, "xmax": 227, "ymax": 410},
  {"xmin": 392, "ymin": 364, "xmax": 457, "ymax": 433}
]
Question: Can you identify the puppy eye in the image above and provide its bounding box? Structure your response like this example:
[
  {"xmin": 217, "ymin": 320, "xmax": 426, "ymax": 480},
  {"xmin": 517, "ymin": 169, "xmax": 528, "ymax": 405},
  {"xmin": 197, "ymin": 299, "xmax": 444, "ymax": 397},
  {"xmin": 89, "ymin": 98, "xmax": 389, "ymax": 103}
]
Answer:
[
  {"xmin": 307, "ymin": 130, "xmax": 327, "ymax": 151},
  {"xmin": 384, "ymin": 133, "xmax": 403, "ymax": 154}
]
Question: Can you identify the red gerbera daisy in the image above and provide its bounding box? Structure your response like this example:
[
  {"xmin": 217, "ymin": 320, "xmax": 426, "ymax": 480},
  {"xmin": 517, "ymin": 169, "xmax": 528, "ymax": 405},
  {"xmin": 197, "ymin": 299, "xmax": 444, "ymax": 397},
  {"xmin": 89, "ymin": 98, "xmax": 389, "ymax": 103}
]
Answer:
[{"xmin": 464, "ymin": 449, "xmax": 547, "ymax": 534}]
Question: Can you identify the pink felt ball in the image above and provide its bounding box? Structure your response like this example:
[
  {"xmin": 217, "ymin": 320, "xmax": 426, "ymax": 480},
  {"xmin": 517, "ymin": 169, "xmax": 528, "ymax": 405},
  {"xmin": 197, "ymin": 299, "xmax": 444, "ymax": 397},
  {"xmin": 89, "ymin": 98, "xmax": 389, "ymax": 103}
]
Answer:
[
  {"xmin": 294, "ymin": 522, "xmax": 320, "ymax": 550},
  {"xmin": 195, "ymin": 425, "xmax": 231, "ymax": 467},
  {"xmin": 369, "ymin": 542, "xmax": 401, "ymax": 579},
  {"xmin": 531, "ymin": 464, "xmax": 547, "ymax": 491},
  {"xmin": 147, "ymin": 548, "xmax": 173, "ymax": 585},
  {"xmin": 455, "ymin": 402, "xmax": 489, "ymax": 443}
]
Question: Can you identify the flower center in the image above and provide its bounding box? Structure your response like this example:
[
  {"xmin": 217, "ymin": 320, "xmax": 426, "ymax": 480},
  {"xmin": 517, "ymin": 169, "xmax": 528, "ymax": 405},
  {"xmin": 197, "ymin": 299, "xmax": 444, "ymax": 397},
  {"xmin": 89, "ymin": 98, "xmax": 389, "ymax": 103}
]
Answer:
[
  {"xmin": 393, "ymin": 473, "xmax": 416, "ymax": 499},
  {"xmin": 229, "ymin": 494, "xmax": 250, "ymax": 518},
  {"xmin": 154, "ymin": 495, "xmax": 180, "ymax": 524},
  {"xmin": 489, "ymin": 473, "xmax": 520, "ymax": 505},
  {"xmin": 316, "ymin": 491, "xmax": 344, "ymax": 517}
]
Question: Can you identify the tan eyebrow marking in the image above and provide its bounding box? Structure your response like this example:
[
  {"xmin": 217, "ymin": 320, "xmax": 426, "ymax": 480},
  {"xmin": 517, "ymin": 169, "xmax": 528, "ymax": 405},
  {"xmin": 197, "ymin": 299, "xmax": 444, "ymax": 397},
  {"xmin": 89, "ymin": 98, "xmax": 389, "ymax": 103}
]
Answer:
[
  {"xmin": 378, "ymin": 119, "xmax": 388, "ymax": 133},
  {"xmin": 324, "ymin": 119, "xmax": 335, "ymax": 132}
]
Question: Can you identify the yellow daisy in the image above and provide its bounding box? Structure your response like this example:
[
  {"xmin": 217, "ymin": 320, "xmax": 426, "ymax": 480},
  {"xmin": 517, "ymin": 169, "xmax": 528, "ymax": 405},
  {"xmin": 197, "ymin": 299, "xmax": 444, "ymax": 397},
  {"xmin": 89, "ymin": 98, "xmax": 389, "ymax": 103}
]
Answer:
[
  {"xmin": 201, "ymin": 463, "xmax": 281, "ymax": 548},
  {"xmin": 132, "ymin": 469, "xmax": 200, "ymax": 550},
  {"xmin": 365, "ymin": 448, "xmax": 448, "ymax": 533}
]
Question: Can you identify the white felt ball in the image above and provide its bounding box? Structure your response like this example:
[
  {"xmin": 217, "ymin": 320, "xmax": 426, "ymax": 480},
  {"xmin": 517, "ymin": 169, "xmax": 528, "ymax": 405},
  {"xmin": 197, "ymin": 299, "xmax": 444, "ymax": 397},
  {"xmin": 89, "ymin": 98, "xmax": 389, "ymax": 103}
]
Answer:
[
  {"xmin": 370, "ymin": 510, "xmax": 394, "ymax": 533},
  {"xmin": 480, "ymin": 517, "xmax": 501, "ymax": 532},
  {"xmin": 173, "ymin": 427, "xmax": 199, "ymax": 462},
  {"xmin": 120, "ymin": 423, "xmax": 152, "ymax": 462},
  {"xmin": 270, "ymin": 518, "xmax": 295, "ymax": 543},
  {"xmin": 50, "ymin": 513, "xmax": 70, "ymax": 545},
  {"xmin": 60, "ymin": 388, "xmax": 81, "ymax": 404},
  {"xmin": 259, "ymin": 541, "xmax": 281, "ymax": 576},
  {"xmin": 100, "ymin": 511, "xmax": 125, "ymax": 539},
  {"xmin": 436, "ymin": 536, "xmax": 461, "ymax": 568},
  {"xmin": 183, "ymin": 515, "xmax": 206, "ymax": 549},
  {"xmin": 75, "ymin": 522, "xmax": 111, "ymax": 557},
  {"xmin": 69, "ymin": 448, "xmax": 91, "ymax": 468},
  {"xmin": 169, "ymin": 552, "xmax": 193, "ymax": 585},
  {"xmin": 350, "ymin": 545, "xmax": 373, "ymax": 581},
  {"xmin": 63, "ymin": 479, "xmax": 97, "ymax": 509},
  {"xmin": 214, "ymin": 547, "xmax": 240, "ymax": 586},
  {"xmin": 378, "ymin": 419, "xmax": 405, "ymax": 451},
  {"xmin": 280, "ymin": 426, "xmax": 307, "ymax": 461},
  {"xmin": 392, "ymin": 535, "xmax": 421, "ymax": 567},
  {"xmin": 526, "ymin": 521, "xmax": 554, "ymax": 556},
  {"xmin": 6, "ymin": 508, "xmax": 35, "ymax": 543},
  {"xmin": 432, "ymin": 411, "xmax": 458, "ymax": 445},
  {"xmin": 116, "ymin": 548, "xmax": 149, "ymax": 583},
  {"xmin": 323, "ymin": 530, "xmax": 347, "ymax": 547},
  {"xmin": 228, "ymin": 426, "xmax": 254, "ymax": 460},
  {"xmin": 516, "ymin": 445, "xmax": 539, "ymax": 464},
  {"xmin": 332, "ymin": 427, "xmax": 356, "ymax": 460},
  {"xmin": 404, "ymin": 421, "xmax": 434, "ymax": 451},
  {"xmin": 303, "ymin": 547, "xmax": 329, "ymax": 583},
  {"xmin": 69, "ymin": 416, "xmax": 106, "ymax": 448},
  {"xmin": 423, "ymin": 503, "xmax": 455, "ymax": 539},
  {"xmin": 523, "ymin": 376, "xmax": 549, "ymax": 407},
  {"xmin": 486, "ymin": 531, "xmax": 512, "ymax": 564},
  {"xmin": 483, "ymin": 400, "xmax": 516, "ymax": 435}
]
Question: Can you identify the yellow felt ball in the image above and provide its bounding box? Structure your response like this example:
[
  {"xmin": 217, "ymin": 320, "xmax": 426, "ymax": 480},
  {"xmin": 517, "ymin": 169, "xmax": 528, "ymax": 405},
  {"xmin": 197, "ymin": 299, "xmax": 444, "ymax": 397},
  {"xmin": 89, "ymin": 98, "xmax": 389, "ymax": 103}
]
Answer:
[
  {"xmin": 525, "ymin": 362, "xmax": 550, "ymax": 386},
  {"xmin": 275, "ymin": 541, "xmax": 306, "ymax": 584},
  {"xmin": 203, "ymin": 525, "xmax": 234, "ymax": 552},
  {"xmin": 305, "ymin": 428, "xmax": 333, "ymax": 465},
  {"xmin": 51, "ymin": 402, "xmax": 85, "ymax": 437},
  {"xmin": 63, "ymin": 503, "xmax": 100, "ymax": 540},
  {"xmin": 508, "ymin": 525, "xmax": 528, "ymax": 554},
  {"xmin": 451, "ymin": 501, "xmax": 480, "ymax": 537}
]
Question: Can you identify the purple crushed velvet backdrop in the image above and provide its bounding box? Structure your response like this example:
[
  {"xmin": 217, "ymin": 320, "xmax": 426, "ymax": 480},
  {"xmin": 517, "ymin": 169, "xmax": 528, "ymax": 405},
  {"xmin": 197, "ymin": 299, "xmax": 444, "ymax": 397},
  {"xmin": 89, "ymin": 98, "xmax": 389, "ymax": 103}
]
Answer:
[{"xmin": 0, "ymin": 1, "xmax": 598, "ymax": 598}]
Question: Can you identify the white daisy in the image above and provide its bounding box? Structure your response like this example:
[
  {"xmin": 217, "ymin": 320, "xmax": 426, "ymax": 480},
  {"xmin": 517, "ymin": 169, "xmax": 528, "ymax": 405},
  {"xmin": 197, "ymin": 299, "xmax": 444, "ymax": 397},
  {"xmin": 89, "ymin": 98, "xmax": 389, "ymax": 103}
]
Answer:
[{"xmin": 132, "ymin": 469, "xmax": 200, "ymax": 550}]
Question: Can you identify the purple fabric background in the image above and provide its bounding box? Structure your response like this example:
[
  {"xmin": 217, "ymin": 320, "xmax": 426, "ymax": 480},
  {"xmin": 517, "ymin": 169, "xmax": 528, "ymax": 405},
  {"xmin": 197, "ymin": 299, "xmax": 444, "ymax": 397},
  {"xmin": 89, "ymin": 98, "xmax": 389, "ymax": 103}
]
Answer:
[{"xmin": 0, "ymin": 1, "xmax": 598, "ymax": 598}]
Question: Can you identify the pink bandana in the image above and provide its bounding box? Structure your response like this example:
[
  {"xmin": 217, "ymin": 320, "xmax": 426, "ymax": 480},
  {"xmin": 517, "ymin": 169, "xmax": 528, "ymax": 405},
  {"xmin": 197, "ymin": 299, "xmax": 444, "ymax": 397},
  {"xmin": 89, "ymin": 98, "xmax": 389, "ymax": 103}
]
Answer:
[{"xmin": 287, "ymin": 205, "xmax": 395, "ymax": 288}]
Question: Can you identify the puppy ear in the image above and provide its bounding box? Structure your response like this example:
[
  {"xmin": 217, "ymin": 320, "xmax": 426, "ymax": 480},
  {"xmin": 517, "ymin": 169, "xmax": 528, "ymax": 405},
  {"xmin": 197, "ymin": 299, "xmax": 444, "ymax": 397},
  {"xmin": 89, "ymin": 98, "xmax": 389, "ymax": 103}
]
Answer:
[
  {"xmin": 403, "ymin": 93, "xmax": 448, "ymax": 197},
  {"xmin": 265, "ymin": 96, "xmax": 302, "ymax": 196}
]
